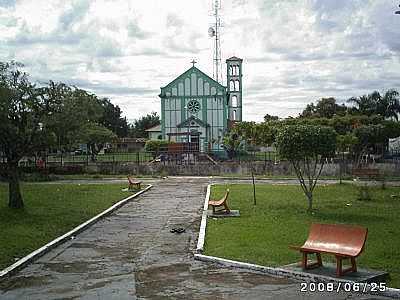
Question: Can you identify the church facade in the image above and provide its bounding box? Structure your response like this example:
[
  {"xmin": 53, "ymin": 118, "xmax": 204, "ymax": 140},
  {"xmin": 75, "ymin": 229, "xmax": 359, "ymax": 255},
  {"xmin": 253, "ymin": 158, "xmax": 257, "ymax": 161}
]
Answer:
[{"xmin": 159, "ymin": 56, "xmax": 243, "ymax": 153}]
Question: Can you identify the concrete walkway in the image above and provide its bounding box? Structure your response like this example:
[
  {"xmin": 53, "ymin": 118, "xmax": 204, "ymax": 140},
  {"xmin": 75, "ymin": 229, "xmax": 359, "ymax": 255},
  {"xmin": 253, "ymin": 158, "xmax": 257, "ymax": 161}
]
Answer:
[{"xmin": 0, "ymin": 178, "xmax": 391, "ymax": 299}]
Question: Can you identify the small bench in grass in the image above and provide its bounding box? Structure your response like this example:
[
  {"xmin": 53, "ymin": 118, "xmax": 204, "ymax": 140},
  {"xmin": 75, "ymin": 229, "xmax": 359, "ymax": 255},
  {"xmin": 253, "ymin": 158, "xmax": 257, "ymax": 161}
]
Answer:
[
  {"xmin": 352, "ymin": 168, "xmax": 381, "ymax": 180},
  {"xmin": 290, "ymin": 223, "xmax": 368, "ymax": 277},
  {"xmin": 127, "ymin": 176, "xmax": 142, "ymax": 191},
  {"xmin": 208, "ymin": 189, "xmax": 230, "ymax": 214},
  {"xmin": 352, "ymin": 168, "xmax": 385, "ymax": 199}
]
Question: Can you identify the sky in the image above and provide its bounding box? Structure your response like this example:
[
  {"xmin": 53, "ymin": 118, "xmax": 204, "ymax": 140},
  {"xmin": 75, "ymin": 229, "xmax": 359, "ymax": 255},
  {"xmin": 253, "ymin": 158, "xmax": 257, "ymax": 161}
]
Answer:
[{"xmin": 1, "ymin": 0, "xmax": 399, "ymax": 123}]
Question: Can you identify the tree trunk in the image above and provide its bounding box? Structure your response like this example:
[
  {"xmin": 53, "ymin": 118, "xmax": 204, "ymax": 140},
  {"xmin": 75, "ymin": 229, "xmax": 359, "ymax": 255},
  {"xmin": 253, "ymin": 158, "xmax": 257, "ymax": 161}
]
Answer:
[
  {"xmin": 8, "ymin": 162, "xmax": 24, "ymax": 209},
  {"xmin": 306, "ymin": 191, "xmax": 313, "ymax": 212}
]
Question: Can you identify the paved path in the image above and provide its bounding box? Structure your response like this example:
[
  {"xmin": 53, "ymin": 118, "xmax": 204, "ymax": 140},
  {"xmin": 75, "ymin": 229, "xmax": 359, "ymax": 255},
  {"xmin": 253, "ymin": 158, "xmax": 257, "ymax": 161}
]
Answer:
[{"xmin": 0, "ymin": 178, "xmax": 391, "ymax": 299}]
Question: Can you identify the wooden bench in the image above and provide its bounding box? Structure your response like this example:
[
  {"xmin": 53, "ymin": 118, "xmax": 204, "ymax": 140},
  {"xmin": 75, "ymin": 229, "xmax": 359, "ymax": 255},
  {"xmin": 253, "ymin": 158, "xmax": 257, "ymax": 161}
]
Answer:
[
  {"xmin": 290, "ymin": 223, "xmax": 368, "ymax": 277},
  {"xmin": 127, "ymin": 176, "xmax": 142, "ymax": 191},
  {"xmin": 208, "ymin": 189, "xmax": 230, "ymax": 214},
  {"xmin": 352, "ymin": 168, "xmax": 384, "ymax": 197},
  {"xmin": 352, "ymin": 168, "xmax": 380, "ymax": 180}
]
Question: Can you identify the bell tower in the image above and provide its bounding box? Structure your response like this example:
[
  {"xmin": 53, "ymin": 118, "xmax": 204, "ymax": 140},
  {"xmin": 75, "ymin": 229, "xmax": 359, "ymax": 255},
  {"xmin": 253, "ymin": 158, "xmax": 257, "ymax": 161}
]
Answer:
[{"xmin": 226, "ymin": 56, "xmax": 243, "ymax": 121}]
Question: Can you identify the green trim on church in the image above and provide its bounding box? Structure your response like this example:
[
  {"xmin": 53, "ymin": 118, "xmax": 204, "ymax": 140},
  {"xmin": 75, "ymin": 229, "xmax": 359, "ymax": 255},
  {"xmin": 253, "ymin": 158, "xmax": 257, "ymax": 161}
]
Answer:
[{"xmin": 159, "ymin": 58, "xmax": 243, "ymax": 154}]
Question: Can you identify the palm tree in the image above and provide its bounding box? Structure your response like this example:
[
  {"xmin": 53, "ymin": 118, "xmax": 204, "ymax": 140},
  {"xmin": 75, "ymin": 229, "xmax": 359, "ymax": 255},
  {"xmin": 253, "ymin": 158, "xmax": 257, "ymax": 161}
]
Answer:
[
  {"xmin": 347, "ymin": 93, "xmax": 377, "ymax": 116},
  {"xmin": 347, "ymin": 90, "xmax": 400, "ymax": 119},
  {"xmin": 378, "ymin": 89, "xmax": 400, "ymax": 120}
]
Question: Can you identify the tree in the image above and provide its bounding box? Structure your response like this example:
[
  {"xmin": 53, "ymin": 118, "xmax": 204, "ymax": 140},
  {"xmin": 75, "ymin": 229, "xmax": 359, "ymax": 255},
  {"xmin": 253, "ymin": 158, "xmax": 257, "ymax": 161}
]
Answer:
[
  {"xmin": 275, "ymin": 125, "xmax": 337, "ymax": 211},
  {"xmin": 300, "ymin": 98, "xmax": 347, "ymax": 118},
  {"xmin": 336, "ymin": 133, "xmax": 358, "ymax": 183},
  {"xmin": 233, "ymin": 122, "xmax": 264, "ymax": 206},
  {"xmin": 376, "ymin": 89, "xmax": 400, "ymax": 121},
  {"xmin": 222, "ymin": 132, "xmax": 243, "ymax": 159},
  {"xmin": 130, "ymin": 112, "xmax": 160, "ymax": 138},
  {"xmin": 144, "ymin": 140, "xmax": 171, "ymax": 158},
  {"xmin": 46, "ymin": 84, "xmax": 104, "ymax": 152},
  {"xmin": 77, "ymin": 122, "xmax": 116, "ymax": 161},
  {"xmin": 0, "ymin": 62, "xmax": 57, "ymax": 208},
  {"xmin": 98, "ymin": 97, "xmax": 128, "ymax": 137},
  {"xmin": 347, "ymin": 90, "xmax": 400, "ymax": 119},
  {"xmin": 264, "ymin": 114, "xmax": 279, "ymax": 122}
]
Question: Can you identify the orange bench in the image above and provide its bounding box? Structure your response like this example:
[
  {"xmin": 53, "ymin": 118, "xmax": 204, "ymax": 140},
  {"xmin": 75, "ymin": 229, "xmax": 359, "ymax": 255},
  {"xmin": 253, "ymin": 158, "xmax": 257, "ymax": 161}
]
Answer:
[
  {"xmin": 290, "ymin": 223, "xmax": 368, "ymax": 277},
  {"xmin": 208, "ymin": 189, "xmax": 230, "ymax": 214},
  {"xmin": 127, "ymin": 176, "xmax": 142, "ymax": 191}
]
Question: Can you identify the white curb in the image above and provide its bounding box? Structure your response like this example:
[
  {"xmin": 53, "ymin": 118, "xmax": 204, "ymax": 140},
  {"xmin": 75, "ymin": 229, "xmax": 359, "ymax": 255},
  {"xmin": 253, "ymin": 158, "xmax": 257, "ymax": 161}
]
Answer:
[
  {"xmin": 195, "ymin": 183, "xmax": 213, "ymax": 253},
  {"xmin": 194, "ymin": 184, "xmax": 400, "ymax": 299},
  {"xmin": 0, "ymin": 184, "xmax": 153, "ymax": 279}
]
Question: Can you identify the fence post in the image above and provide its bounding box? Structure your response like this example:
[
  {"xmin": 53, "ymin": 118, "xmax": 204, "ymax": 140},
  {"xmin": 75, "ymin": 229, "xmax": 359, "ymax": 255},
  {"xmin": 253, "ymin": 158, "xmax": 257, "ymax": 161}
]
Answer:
[{"xmin": 137, "ymin": 152, "xmax": 140, "ymax": 166}]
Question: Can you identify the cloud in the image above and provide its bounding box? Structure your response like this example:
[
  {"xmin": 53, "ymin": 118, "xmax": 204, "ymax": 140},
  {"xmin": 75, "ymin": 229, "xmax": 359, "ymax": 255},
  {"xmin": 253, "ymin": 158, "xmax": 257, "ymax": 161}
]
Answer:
[
  {"xmin": 58, "ymin": 0, "xmax": 90, "ymax": 31},
  {"xmin": 0, "ymin": 0, "xmax": 399, "ymax": 122}
]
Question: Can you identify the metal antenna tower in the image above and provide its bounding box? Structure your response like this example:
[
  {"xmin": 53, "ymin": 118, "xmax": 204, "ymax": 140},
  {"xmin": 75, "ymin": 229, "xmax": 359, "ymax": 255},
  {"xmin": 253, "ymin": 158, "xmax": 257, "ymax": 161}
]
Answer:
[{"xmin": 208, "ymin": 0, "xmax": 222, "ymax": 84}]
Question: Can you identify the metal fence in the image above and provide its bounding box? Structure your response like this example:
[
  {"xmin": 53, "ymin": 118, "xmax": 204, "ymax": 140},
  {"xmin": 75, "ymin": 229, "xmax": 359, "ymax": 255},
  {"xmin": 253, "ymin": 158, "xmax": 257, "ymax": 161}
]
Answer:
[
  {"xmin": 1, "ymin": 150, "xmax": 282, "ymax": 167},
  {"xmin": 4, "ymin": 150, "xmax": 399, "ymax": 169}
]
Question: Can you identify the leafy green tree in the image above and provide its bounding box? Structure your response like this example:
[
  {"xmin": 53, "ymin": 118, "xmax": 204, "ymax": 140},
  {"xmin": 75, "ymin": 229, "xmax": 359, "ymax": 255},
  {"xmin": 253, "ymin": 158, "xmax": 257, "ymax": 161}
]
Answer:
[
  {"xmin": 232, "ymin": 121, "xmax": 268, "ymax": 206},
  {"xmin": 300, "ymin": 98, "xmax": 347, "ymax": 118},
  {"xmin": 276, "ymin": 125, "xmax": 337, "ymax": 211},
  {"xmin": 130, "ymin": 112, "xmax": 160, "ymax": 138},
  {"xmin": 77, "ymin": 122, "xmax": 116, "ymax": 161},
  {"xmin": 0, "ymin": 62, "xmax": 57, "ymax": 208},
  {"xmin": 376, "ymin": 89, "xmax": 400, "ymax": 121},
  {"xmin": 98, "ymin": 97, "xmax": 128, "ymax": 137},
  {"xmin": 222, "ymin": 132, "xmax": 243, "ymax": 159},
  {"xmin": 263, "ymin": 114, "xmax": 279, "ymax": 122},
  {"xmin": 46, "ymin": 84, "xmax": 104, "ymax": 151},
  {"xmin": 144, "ymin": 140, "xmax": 171, "ymax": 158},
  {"xmin": 336, "ymin": 133, "xmax": 358, "ymax": 183},
  {"xmin": 347, "ymin": 89, "xmax": 400, "ymax": 119}
]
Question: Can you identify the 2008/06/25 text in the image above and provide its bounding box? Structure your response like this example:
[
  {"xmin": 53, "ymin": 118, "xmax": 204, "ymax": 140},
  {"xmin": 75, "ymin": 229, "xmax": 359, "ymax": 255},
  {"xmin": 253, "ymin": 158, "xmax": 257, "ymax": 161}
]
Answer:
[{"xmin": 300, "ymin": 282, "xmax": 387, "ymax": 293}]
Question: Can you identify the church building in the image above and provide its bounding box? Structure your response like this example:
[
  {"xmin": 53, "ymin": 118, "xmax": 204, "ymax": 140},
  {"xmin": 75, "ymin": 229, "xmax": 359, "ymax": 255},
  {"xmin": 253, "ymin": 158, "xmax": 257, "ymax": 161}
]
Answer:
[{"xmin": 159, "ymin": 56, "xmax": 243, "ymax": 154}]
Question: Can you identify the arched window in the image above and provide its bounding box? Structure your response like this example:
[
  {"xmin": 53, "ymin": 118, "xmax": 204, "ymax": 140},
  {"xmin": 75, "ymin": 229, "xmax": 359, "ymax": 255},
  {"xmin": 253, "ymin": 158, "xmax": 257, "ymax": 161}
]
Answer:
[
  {"xmin": 230, "ymin": 80, "xmax": 235, "ymax": 91},
  {"xmin": 234, "ymin": 80, "xmax": 240, "ymax": 91},
  {"xmin": 233, "ymin": 110, "xmax": 237, "ymax": 120},
  {"xmin": 229, "ymin": 66, "xmax": 233, "ymax": 76},
  {"xmin": 231, "ymin": 95, "xmax": 238, "ymax": 107},
  {"xmin": 234, "ymin": 66, "xmax": 238, "ymax": 75}
]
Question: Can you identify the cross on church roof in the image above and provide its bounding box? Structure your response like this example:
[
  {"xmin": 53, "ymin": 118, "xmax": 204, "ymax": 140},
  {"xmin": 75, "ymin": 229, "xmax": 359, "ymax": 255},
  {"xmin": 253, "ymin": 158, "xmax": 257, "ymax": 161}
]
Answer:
[{"xmin": 191, "ymin": 59, "xmax": 197, "ymax": 67}]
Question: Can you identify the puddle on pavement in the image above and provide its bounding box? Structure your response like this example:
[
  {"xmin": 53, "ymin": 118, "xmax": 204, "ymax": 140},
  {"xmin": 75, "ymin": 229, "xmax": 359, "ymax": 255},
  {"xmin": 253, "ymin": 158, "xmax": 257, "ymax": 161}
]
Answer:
[
  {"xmin": 0, "ymin": 274, "xmax": 52, "ymax": 291},
  {"xmin": 42, "ymin": 261, "xmax": 91, "ymax": 274},
  {"xmin": 137, "ymin": 263, "xmax": 190, "ymax": 282},
  {"xmin": 193, "ymin": 266, "xmax": 291, "ymax": 287}
]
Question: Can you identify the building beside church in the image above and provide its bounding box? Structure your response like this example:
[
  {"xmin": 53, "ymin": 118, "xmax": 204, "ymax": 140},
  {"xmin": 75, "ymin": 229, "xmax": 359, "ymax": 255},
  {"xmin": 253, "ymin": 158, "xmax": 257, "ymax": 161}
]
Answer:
[{"xmin": 159, "ymin": 56, "xmax": 243, "ymax": 154}]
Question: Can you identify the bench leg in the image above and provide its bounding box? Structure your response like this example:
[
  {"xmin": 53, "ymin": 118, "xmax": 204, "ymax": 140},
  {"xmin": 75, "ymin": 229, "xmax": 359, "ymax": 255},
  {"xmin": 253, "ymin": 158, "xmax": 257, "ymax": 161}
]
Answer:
[
  {"xmin": 336, "ymin": 256, "xmax": 357, "ymax": 277},
  {"xmin": 351, "ymin": 257, "xmax": 357, "ymax": 273},
  {"xmin": 223, "ymin": 202, "xmax": 230, "ymax": 213},
  {"xmin": 302, "ymin": 252, "xmax": 323, "ymax": 270},
  {"xmin": 336, "ymin": 256, "xmax": 343, "ymax": 277},
  {"xmin": 316, "ymin": 253, "xmax": 322, "ymax": 267}
]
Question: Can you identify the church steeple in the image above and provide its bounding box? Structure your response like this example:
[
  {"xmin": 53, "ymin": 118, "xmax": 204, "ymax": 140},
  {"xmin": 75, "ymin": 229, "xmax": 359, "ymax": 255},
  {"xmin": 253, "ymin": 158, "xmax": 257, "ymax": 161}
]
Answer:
[{"xmin": 226, "ymin": 56, "xmax": 243, "ymax": 121}]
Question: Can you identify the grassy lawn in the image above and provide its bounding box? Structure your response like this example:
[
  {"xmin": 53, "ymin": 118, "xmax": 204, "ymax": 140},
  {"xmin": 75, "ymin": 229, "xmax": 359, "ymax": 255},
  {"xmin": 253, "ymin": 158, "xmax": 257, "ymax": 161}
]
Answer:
[
  {"xmin": 205, "ymin": 183, "xmax": 400, "ymax": 287},
  {"xmin": 0, "ymin": 183, "xmax": 132, "ymax": 270}
]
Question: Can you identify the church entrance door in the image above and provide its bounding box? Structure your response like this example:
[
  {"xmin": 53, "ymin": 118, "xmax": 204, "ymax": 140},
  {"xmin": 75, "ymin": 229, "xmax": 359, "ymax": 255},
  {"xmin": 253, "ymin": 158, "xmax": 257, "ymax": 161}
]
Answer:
[{"xmin": 190, "ymin": 135, "xmax": 199, "ymax": 152}]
